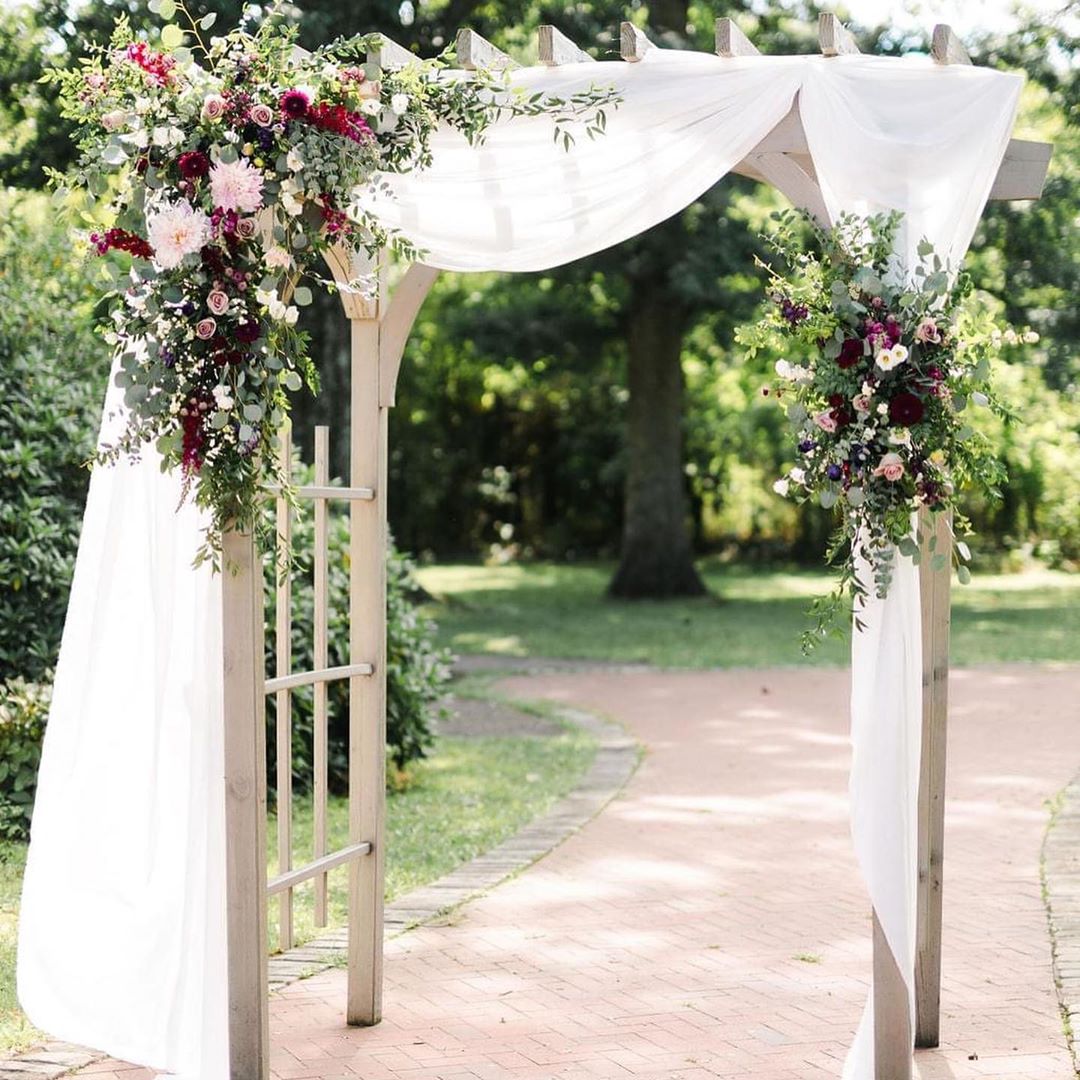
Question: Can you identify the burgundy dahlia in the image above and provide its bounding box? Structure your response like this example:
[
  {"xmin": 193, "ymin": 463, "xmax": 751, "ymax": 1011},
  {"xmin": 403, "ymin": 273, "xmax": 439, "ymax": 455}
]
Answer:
[
  {"xmin": 838, "ymin": 338, "xmax": 864, "ymax": 369},
  {"xmin": 889, "ymin": 392, "xmax": 925, "ymax": 427},
  {"xmin": 279, "ymin": 89, "xmax": 311, "ymax": 120},
  {"xmin": 177, "ymin": 150, "xmax": 210, "ymax": 180},
  {"xmin": 234, "ymin": 320, "xmax": 261, "ymax": 344}
]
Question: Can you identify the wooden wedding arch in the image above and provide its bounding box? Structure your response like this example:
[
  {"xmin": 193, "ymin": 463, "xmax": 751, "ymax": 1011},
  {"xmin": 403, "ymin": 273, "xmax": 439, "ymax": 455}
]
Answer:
[{"xmin": 220, "ymin": 16, "xmax": 1052, "ymax": 1080}]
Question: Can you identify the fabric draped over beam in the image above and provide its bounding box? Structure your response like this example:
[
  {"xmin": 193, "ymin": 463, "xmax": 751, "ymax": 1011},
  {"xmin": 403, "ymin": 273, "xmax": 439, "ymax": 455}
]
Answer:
[{"xmin": 18, "ymin": 47, "xmax": 1020, "ymax": 1080}]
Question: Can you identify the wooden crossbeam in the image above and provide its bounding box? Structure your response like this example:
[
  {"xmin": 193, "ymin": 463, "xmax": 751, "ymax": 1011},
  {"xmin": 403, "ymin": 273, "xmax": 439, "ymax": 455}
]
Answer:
[
  {"xmin": 539, "ymin": 24, "xmax": 594, "ymax": 65},
  {"xmin": 367, "ymin": 33, "xmax": 417, "ymax": 70},
  {"xmin": 715, "ymin": 17, "xmax": 760, "ymax": 57},
  {"xmin": 620, "ymin": 21, "xmax": 652, "ymax": 62},
  {"xmin": 456, "ymin": 27, "xmax": 515, "ymax": 70},
  {"xmin": 819, "ymin": 13, "xmax": 860, "ymax": 56},
  {"xmin": 931, "ymin": 24, "xmax": 971, "ymax": 65}
]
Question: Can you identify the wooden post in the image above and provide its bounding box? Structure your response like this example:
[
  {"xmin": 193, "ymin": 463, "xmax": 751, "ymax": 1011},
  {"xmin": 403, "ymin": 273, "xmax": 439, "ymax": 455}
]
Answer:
[
  {"xmin": 346, "ymin": 270, "xmax": 388, "ymax": 1027},
  {"xmin": 222, "ymin": 527, "xmax": 270, "ymax": 1080},
  {"xmin": 313, "ymin": 426, "xmax": 330, "ymax": 927},
  {"xmin": 915, "ymin": 507, "xmax": 952, "ymax": 1046},
  {"xmin": 275, "ymin": 424, "xmax": 293, "ymax": 952},
  {"xmin": 873, "ymin": 911, "xmax": 913, "ymax": 1079}
]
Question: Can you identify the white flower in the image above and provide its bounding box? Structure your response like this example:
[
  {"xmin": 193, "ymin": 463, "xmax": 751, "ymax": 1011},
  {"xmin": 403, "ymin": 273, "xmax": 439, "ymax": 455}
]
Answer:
[
  {"xmin": 1023, "ymin": 330, "xmax": 1040, "ymax": 344},
  {"xmin": 152, "ymin": 125, "xmax": 184, "ymax": 148},
  {"xmin": 876, "ymin": 403, "xmax": 889, "ymax": 416},
  {"xmin": 286, "ymin": 147, "xmax": 305, "ymax": 172},
  {"xmin": 209, "ymin": 156, "xmax": 264, "ymax": 213},
  {"xmin": 390, "ymin": 93, "xmax": 410, "ymax": 114},
  {"xmin": 1004, "ymin": 328, "xmax": 1019, "ymax": 345},
  {"xmin": 889, "ymin": 428, "xmax": 912, "ymax": 447},
  {"xmin": 255, "ymin": 287, "xmax": 276, "ymax": 307},
  {"xmin": 280, "ymin": 191, "xmax": 304, "ymax": 216},
  {"xmin": 773, "ymin": 478, "xmax": 790, "ymax": 497},
  {"xmin": 213, "ymin": 385, "xmax": 235, "ymax": 410},
  {"xmin": 101, "ymin": 110, "xmax": 128, "ymax": 131},
  {"xmin": 875, "ymin": 343, "xmax": 909, "ymax": 372},
  {"xmin": 146, "ymin": 200, "xmax": 211, "ymax": 270},
  {"xmin": 284, "ymin": 305, "xmax": 299, "ymax": 326},
  {"xmin": 861, "ymin": 380, "xmax": 875, "ymax": 397},
  {"xmin": 360, "ymin": 99, "xmax": 382, "ymax": 116},
  {"xmin": 321, "ymin": 62, "xmax": 340, "ymax": 80},
  {"xmin": 789, "ymin": 467, "xmax": 806, "ymax": 484},
  {"xmin": 774, "ymin": 358, "xmax": 811, "ymax": 383},
  {"xmin": 264, "ymin": 246, "xmax": 293, "ymax": 270}
]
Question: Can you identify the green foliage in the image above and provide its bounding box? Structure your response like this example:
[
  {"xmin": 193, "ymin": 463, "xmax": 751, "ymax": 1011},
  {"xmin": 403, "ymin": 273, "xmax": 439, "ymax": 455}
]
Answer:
[
  {"xmin": 0, "ymin": 678, "xmax": 50, "ymax": 841},
  {"xmin": 0, "ymin": 191, "xmax": 111, "ymax": 681},
  {"xmin": 264, "ymin": 467, "xmax": 452, "ymax": 792}
]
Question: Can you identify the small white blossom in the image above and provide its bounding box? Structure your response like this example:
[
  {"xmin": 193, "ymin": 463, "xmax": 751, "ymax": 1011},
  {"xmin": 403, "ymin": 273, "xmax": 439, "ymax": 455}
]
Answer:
[
  {"xmin": 789, "ymin": 467, "xmax": 806, "ymax": 484},
  {"xmin": 286, "ymin": 147, "xmax": 305, "ymax": 172},
  {"xmin": 1023, "ymin": 330, "xmax": 1040, "ymax": 344},
  {"xmin": 390, "ymin": 93, "xmax": 410, "ymax": 114},
  {"xmin": 773, "ymin": 478, "xmax": 790, "ymax": 497},
  {"xmin": 213, "ymin": 385, "xmax": 235, "ymax": 410},
  {"xmin": 360, "ymin": 99, "xmax": 382, "ymax": 116}
]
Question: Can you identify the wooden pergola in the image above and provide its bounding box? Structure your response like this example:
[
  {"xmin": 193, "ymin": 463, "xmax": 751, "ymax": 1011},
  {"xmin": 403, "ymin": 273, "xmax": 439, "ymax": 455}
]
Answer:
[{"xmin": 220, "ymin": 15, "xmax": 1052, "ymax": 1080}]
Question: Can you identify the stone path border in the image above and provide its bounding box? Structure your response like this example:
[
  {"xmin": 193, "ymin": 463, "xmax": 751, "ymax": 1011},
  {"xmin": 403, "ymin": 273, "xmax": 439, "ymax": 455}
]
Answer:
[
  {"xmin": 0, "ymin": 699, "xmax": 639, "ymax": 1080},
  {"xmin": 1042, "ymin": 770, "xmax": 1080, "ymax": 1076}
]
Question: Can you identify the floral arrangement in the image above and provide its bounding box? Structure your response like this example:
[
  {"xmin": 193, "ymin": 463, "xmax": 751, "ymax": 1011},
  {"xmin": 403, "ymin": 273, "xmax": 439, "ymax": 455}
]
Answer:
[
  {"xmin": 738, "ymin": 211, "xmax": 1036, "ymax": 646},
  {"xmin": 47, "ymin": 3, "xmax": 616, "ymax": 563}
]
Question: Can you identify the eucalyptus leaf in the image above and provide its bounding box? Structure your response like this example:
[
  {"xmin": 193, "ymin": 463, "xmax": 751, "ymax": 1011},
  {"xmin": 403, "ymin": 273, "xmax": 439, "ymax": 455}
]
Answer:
[
  {"xmin": 160, "ymin": 23, "xmax": 185, "ymax": 49},
  {"xmin": 157, "ymin": 0, "xmax": 176, "ymax": 18},
  {"xmin": 957, "ymin": 565, "xmax": 972, "ymax": 585},
  {"xmin": 819, "ymin": 489, "xmax": 837, "ymax": 510},
  {"xmin": 293, "ymin": 286, "xmax": 313, "ymax": 306}
]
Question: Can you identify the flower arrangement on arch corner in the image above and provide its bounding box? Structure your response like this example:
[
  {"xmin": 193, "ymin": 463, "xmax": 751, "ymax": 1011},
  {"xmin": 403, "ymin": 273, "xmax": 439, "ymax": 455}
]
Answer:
[
  {"xmin": 735, "ymin": 209, "xmax": 1040, "ymax": 651},
  {"xmin": 44, "ymin": 2, "xmax": 618, "ymax": 567}
]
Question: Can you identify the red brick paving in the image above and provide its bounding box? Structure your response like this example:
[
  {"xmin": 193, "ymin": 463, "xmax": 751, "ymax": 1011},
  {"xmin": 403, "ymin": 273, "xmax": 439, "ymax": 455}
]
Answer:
[{"xmin": 73, "ymin": 665, "xmax": 1079, "ymax": 1079}]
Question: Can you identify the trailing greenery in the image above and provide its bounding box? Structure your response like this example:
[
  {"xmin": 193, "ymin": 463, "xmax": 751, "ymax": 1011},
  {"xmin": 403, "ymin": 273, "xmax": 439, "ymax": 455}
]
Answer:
[
  {"xmin": 264, "ymin": 467, "xmax": 452, "ymax": 793},
  {"xmin": 0, "ymin": 191, "xmax": 111, "ymax": 682},
  {"xmin": 0, "ymin": 679, "xmax": 50, "ymax": 842}
]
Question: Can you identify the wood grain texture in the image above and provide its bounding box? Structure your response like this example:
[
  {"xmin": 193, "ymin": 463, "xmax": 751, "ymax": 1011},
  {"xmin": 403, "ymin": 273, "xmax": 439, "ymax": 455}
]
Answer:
[
  {"xmin": 931, "ymin": 24, "xmax": 971, "ymax": 65},
  {"xmin": 819, "ymin": 12, "xmax": 860, "ymax": 56},
  {"xmin": 538, "ymin": 25, "xmax": 593, "ymax": 65},
  {"xmin": 915, "ymin": 507, "xmax": 953, "ymax": 1047},
  {"xmin": 347, "ymin": 303, "xmax": 388, "ymax": 1027},
  {"xmin": 313, "ymin": 425, "xmax": 330, "ymax": 927},
  {"xmin": 222, "ymin": 527, "xmax": 270, "ymax": 1080},
  {"xmin": 715, "ymin": 17, "xmax": 759, "ymax": 57}
]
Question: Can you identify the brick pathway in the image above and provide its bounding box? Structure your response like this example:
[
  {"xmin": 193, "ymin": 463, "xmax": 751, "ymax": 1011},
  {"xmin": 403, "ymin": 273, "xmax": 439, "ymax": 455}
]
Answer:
[{"xmin": 72, "ymin": 665, "xmax": 1080, "ymax": 1079}]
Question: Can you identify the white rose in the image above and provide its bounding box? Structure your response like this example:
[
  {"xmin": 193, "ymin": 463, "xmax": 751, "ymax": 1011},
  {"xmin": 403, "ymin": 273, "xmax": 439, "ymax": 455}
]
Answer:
[
  {"xmin": 789, "ymin": 467, "xmax": 806, "ymax": 484},
  {"xmin": 213, "ymin": 385, "xmax": 235, "ymax": 410},
  {"xmin": 360, "ymin": 99, "xmax": 382, "ymax": 116},
  {"xmin": 391, "ymin": 93, "xmax": 410, "ymax": 114},
  {"xmin": 773, "ymin": 478, "xmax": 790, "ymax": 497},
  {"xmin": 286, "ymin": 148, "xmax": 305, "ymax": 172},
  {"xmin": 284, "ymin": 305, "xmax": 299, "ymax": 326}
]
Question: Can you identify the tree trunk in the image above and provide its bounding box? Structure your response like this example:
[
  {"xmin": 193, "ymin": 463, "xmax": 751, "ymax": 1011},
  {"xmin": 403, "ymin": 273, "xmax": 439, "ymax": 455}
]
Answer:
[{"xmin": 608, "ymin": 285, "xmax": 705, "ymax": 599}]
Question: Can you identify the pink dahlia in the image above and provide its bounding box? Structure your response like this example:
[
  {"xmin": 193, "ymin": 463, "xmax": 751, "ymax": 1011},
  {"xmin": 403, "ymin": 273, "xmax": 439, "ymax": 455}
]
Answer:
[
  {"xmin": 146, "ymin": 201, "xmax": 211, "ymax": 269},
  {"xmin": 209, "ymin": 157, "xmax": 264, "ymax": 214}
]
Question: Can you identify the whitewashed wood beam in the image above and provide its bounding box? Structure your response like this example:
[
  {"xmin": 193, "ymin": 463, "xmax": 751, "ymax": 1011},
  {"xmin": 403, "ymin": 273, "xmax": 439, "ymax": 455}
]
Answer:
[
  {"xmin": 620, "ymin": 21, "xmax": 652, "ymax": 62},
  {"xmin": 989, "ymin": 138, "xmax": 1053, "ymax": 199},
  {"xmin": 931, "ymin": 24, "xmax": 972, "ymax": 65},
  {"xmin": 539, "ymin": 24, "xmax": 594, "ymax": 65},
  {"xmin": 715, "ymin": 17, "xmax": 760, "ymax": 57},
  {"xmin": 456, "ymin": 27, "xmax": 516, "ymax": 70},
  {"xmin": 367, "ymin": 33, "xmax": 418, "ymax": 70},
  {"xmin": 819, "ymin": 13, "xmax": 860, "ymax": 56},
  {"xmin": 751, "ymin": 152, "xmax": 831, "ymax": 225}
]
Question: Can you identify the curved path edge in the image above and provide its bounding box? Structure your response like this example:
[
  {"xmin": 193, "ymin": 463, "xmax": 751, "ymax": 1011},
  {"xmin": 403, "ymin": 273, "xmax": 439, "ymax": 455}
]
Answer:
[
  {"xmin": 1043, "ymin": 770, "xmax": 1080, "ymax": 1076},
  {"xmin": 0, "ymin": 699, "xmax": 640, "ymax": 1080}
]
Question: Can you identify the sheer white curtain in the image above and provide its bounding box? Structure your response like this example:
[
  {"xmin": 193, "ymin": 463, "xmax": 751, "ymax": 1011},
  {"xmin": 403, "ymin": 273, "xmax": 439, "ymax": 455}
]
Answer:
[{"xmin": 19, "ymin": 48, "xmax": 1020, "ymax": 1080}]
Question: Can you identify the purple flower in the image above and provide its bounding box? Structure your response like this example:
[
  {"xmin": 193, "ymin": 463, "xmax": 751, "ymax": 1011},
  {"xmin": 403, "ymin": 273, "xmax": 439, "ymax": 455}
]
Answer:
[
  {"xmin": 780, "ymin": 298, "xmax": 809, "ymax": 326},
  {"xmin": 826, "ymin": 464, "xmax": 842, "ymax": 481},
  {"xmin": 798, "ymin": 439, "xmax": 815, "ymax": 453}
]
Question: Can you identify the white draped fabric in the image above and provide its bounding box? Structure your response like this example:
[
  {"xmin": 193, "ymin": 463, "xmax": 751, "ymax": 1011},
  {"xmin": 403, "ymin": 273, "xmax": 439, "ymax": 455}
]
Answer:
[{"xmin": 19, "ymin": 48, "xmax": 1020, "ymax": 1080}]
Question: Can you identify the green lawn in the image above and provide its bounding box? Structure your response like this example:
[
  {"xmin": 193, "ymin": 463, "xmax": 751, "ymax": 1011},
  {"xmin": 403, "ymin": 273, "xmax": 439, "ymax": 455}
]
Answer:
[
  {"xmin": 268, "ymin": 727, "xmax": 595, "ymax": 951},
  {"xmin": 0, "ymin": 724, "xmax": 595, "ymax": 1052},
  {"xmin": 417, "ymin": 561, "xmax": 1080, "ymax": 669}
]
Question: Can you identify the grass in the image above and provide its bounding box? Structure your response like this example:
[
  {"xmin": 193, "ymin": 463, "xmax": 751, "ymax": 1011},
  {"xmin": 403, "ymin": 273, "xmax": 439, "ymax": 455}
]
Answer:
[
  {"xmin": 416, "ymin": 560, "xmax": 1080, "ymax": 669},
  {"xmin": 0, "ymin": 719, "xmax": 596, "ymax": 1051},
  {"xmin": 0, "ymin": 844, "xmax": 35, "ymax": 1054},
  {"xmin": 266, "ymin": 723, "xmax": 595, "ymax": 952}
]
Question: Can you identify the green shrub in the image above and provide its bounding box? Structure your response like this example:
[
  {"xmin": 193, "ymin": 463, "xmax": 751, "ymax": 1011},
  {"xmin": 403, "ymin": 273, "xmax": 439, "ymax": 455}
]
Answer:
[
  {"xmin": 0, "ymin": 191, "xmax": 110, "ymax": 682},
  {"xmin": 0, "ymin": 677, "xmax": 50, "ymax": 840},
  {"xmin": 264, "ymin": 465, "xmax": 452, "ymax": 794}
]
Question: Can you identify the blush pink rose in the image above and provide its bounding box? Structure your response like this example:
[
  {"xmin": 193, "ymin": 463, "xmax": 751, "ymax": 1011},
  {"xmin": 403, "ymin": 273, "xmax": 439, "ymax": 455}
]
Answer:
[
  {"xmin": 852, "ymin": 393, "xmax": 872, "ymax": 414},
  {"xmin": 249, "ymin": 103, "xmax": 274, "ymax": 126},
  {"xmin": 202, "ymin": 94, "xmax": 227, "ymax": 121},
  {"xmin": 915, "ymin": 317, "xmax": 941, "ymax": 344},
  {"xmin": 235, "ymin": 217, "xmax": 258, "ymax": 240},
  {"xmin": 874, "ymin": 452, "xmax": 905, "ymax": 482},
  {"xmin": 813, "ymin": 410, "xmax": 838, "ymax": 434},
  {"xmin": 207, "ymin": 290, "xmax": 230, "ymax": 316},
  {"xmin": 196, "ymin": 317, "xmax": 217, "ymax": 340}
]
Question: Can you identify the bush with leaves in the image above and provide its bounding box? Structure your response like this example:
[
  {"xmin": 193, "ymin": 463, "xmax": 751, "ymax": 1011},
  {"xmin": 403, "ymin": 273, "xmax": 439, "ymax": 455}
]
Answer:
[
  {"xmin": 0, "ymin": 192, "xmax": 111, "ymax": 682},
  {"xmin": 0, "ymin": 676, "xmax": 51, "ymax": 840},
  {"xmin": 264, "ymin": 465, "xmax": 452, "ymax": 794}
]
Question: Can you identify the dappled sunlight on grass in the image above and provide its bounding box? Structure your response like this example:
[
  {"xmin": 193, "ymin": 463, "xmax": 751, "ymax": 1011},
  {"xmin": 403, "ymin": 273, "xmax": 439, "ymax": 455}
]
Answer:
[{"xmin": 417, "ymin": 561, "xmax": 1080, "ymax": 669}]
